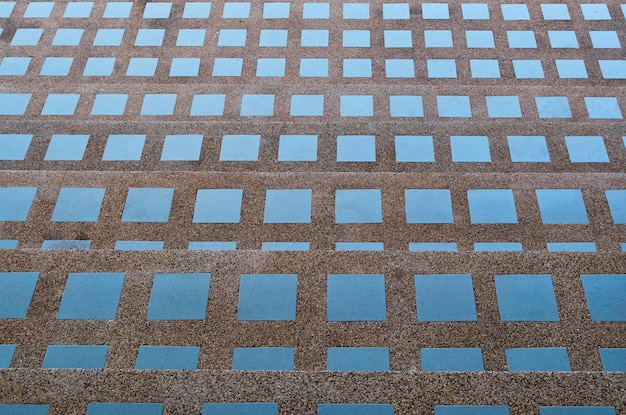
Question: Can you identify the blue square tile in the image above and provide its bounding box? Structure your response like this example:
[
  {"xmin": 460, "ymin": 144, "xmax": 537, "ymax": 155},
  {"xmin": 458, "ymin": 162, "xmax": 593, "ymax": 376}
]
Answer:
[
  {"xmin": 263, "ymin": 2, "xmax": 290, "ymax": 18},
  {"xmin": 535, "ymin": 97, "xmax": 572, "ymax": 118},
  {"xmin": 43, "ymin": 345, "xmax": 108, "ymax": 369},
  {"xmin": 212, "ymin": 57, "xmax": 243, "ymax": 76},
  {"xmin": 169, "ymin": 57, "xmax": 200, "ymax": 77},
  {"xmin": 260, "ymin": 29, "xmax": 288, "ymax": 46},
  {"xmin": 278, "ymin": 135, "xmax": 318, "ymax": 161},
  {"xmin": 461, "ymin": 3, "xmax": 490, "ymax": 19},
  {"xmin": 507, "ymin": 31, "xmax": 537, "ymax": 48},
  {"xmin": 193, "ymin": 189, "xmax": 243, "ymax": 223},
  {"xmin": 599, "ymin": 348, "xmax": 626, "ymax": 371},
  {"xmin": 52, "ymin": 28, "xmax": 83, "ymax": 46},
  {"xmin": 507, "ymin": 136, "xmax": 550, "ymax": 162},
  {"xmin": 343, "ymin": 59, "xmax": 371, "ymax": 77},
  {"xmin": 384, "ymin": 30, "xmax": 413, "ymax": 47},
  {"xmin": 143, "ymin": 2, "xmax": 171, "ymax": 18},
  {"xmin": 301, "ymin": 29, "xmax": 328, "ymax": 47},
  {"xmin": 421, "ymin": 348, "xmax": 484, "ymax": 372},
  {"xmin": 299, "ymin": 58, "xmax": 328, "ymax": 77},
  {"xmin": 42, "ymin": 94, "xmax": 80, "ymax": 116},
  {"xmin": 0, "ymin": 57, "xmax": 31, "ymax": 76},
  {"xmin": 264, "ymin": 189, "xmax": 312, "ymax": 223},
  {"xmin": 555, "ymin": 60, "xmax": 587, "ymax": 78},
  {"xmin": 141, "ymin": 94, "xmax": 177, "ymax": 115},
  {"xmin": 161, "ymin": 134, "xmax": 203, "ymax": 161},
  {"xmin": 335, "ymin": 242, "xmax": 383, "ymax": 251},
  {"xmin": 83, "ymin": 57, "xmax": 116, "ymax": 76},
  {"xmin": 343, "ymin": 3, "xmax": 369, "ymax": 19},
  {"xmin": 319, "ymin": 404, "xmax": 393, "ymax": 415},
  {"xmin": 585, "ymin": 97, "xmax": 622, "ymax": 119},
  {"xmin": 262, "ymin": 242, "xmax": 310, "ymax": 251},
  {"xmin": 0, "ymin": 405, "xmax": 49, "ymax": 415},
  {"xmin": 122, "ymin": 188, "xmax": 174, "ymax": 222},
  {"xmin": 513, "ymin": 60, "xmax": 544, "ymax": 79},
  {"xmin": 565, "ymin": 136, "xmax": 609, "ymax": 162},
  {"xmin": 405, "ymin": 189, "xmax": 453, "ymax": 223},
  {"xmin": 548, "ymin": 31, "xmax": 579, "ymax": 48},
  {"xmin": 451, "ymin": 136, "xmax": 491, "ymax": 162},
  {"xmin": 0, "ymin": 2, "xmax": 15, "ymax": 18},
  {"xmin": 606, "ymin": 190, "xmax": 626, "ymax": 224},
  {"xmin": 0, "ymin": 272, "xmax": 39, "ymax": 318},
  {"xmin": 385, "ymin": 59, "xmax": 415, "ymax": 78},
  {"xmin": 11, "ymin": 28, "xmax": 43, "ymax": 46},
  {"xmin": 487, "ymin": 96, "xmax": 522, "ymax": 118},
  {"xmin": 546, "ymin": 242, "xmax": 596, "ymax": 252},
  {"xmin": 303, "ymin": 2, "xmax": 329, "ymax": 18},
  {"xmin": 223, "ymin": 2, "xmax": 250, "ymax": 18},
  {"xmin": 337, "ymin": 135, "xmax": 376, "ymax": 162},
  {"xmin": 541, "ymin": 4, "xmax": 570, "ymax": 20},
  {"xmin": 126, "ymin": 58, "xmax": 158, "ymax": 76},
  {"xmin": 93, "ymin": 28, "xmax": 125, "ymax": 46},
  {"xmin": 427, "ymin": 59, "xmax": 457, "ymax": 78},
  {"xmin": 340, "ymin": 95, "xmax": 374, "ymax": 117},
  {"xmin": 41, "ymin": 240, "xmax": 91, "ymax": 250},
  {"xmin": 581, "ymin": 274, "xmax": 626, "ymax": 322},
  {"xmin": 327, "ymin": 347, "xmax": 389, "ymax": 371},
  {"xmin": 52, "ymin": 188, "xmax": 105, "ymax": 222},
  {"xmin": 335, "ymin": 189, "xmax": 382, "ymax": 223},
  {"xmin": 435, "ymin": 406, "xmax": 509, "ymax": 415},
  {"xmin": 237, "ymin": 274, "xmax": 298, "ymax": 321},
  {"xmin": 424, "ymin": 30, "xmax": 453, "ymax": 47},
  {"xmin": 467, "ymin": 189, "xmax": 518, "ymax": 224},
  {"xmin": 343, "ymin": 30, "xmax": 370, "ymax": 47},
  {"xmin": 536, "ymin": 189, "xmax": 588, "ymax": 224},
  {"xmin": 422, "ymin": 3, "xmax": 449, "ymax": 19},
  {"xmin": 506, "ymin": 348, "xmax": 571, "ymax": 372},
  {"xmin": 24, "ymin": 2, "xmax": 54, "ymax": 17},
  {"xmin": 327, "ymin": 274, "xmax": 386, "ymax": 321},
  {"xmin": 290, "ymin": 95, "xmax": 324, "ymax": 116},
  {"xmin": 45, "ymin": 134, "xmax": 89, "ymax": 160},
  {"xmin": 147, "ymin": 273, "xmax": 211, "ymax": 320},
  {"xmin": 40, "ymin": 57, "xmax": 73, "ymax": 76},
  {"xmin": 599, "ymin": 60, "xmax": 626, "ymax": 79},
  {"xmin": 470, "ymin": 59, "xmax": 501, "ymax": 78},
  {"xmin": 241, "ymin": 94, "xmax": 275, "ymax": 116},
  {"xmin": 63, "ymin": 2, "xmax": 93, "ymax": 18},
  {"xmin": 540, "ymin": 407, "xmax": 616, "ymax": 415},
  {"xmin": 183, "ymin": 2, "xmax": 211, "ymax": 18},
  {"xmin": 0, "ymin": 240, "xmax": 18, "ymax": 249},
  {"xmin": 87, "ymin": 403, "xmax": 163, "ymax": 415},
  {"xmin": 415, "ymin": 274, "xmax": 477, "ymax": 321},
  {"xmin": 590, "ymin": 31, "xmax": 621, "ymax": 48},
  {"xmin": 191, "ymin": 94, "xmax": 226, "ymax": 116},
  {"xmin": 0, "ymin": 344, "xmax": 16, "ymax": 368},
  {"xmin": 203, "ymin": 403, "xmax": 278, "ymax": 415},
  {"xmin": 0, "ymin": 134, "xmax": 32, "ymax": 160},
  {"xmin": 437, "ymin": 96, "xmax": 471, "ymax": 117},
  {"xmin": 257, "ymin": 58, "xmax": 286, "ymax": 77},
  {"xmin": 390, "ymin": 96, "xmax": 423, "ymax": 117},
  {"xmin": 91, "ymin": 94, "xmax": 128, "ymax": 115},
  {"xmin": 218, "ymin": 29, "xmax": 247, "ymax": 46},
  {"xmin": 135, "ymin": 346, "xmax": 200, "ymax": 370},
  {"xmin": 581, "ymin": 3, "xmax": 611, "ymax": 20},
  {"xmin": 188, "ymin": 241, "xmax": 237, "ymax": 251},
  {"xmin": 474, "ymin": 242, "xmax": 523, "ymax": 252},
  {"xmin": 383, "ymin": 3, "xmax": 409, "ymax": 19},
  {"xmin": 58, "ymin": 273, "xmax": 125, "ymax": 320},
  {"xmin": 395, "ymin": 135, "xmax": 434, "ymax": 162},
  {"xmin": 114, "ymin": 241, "xmax": 163, "ymax": 251},
  {"xmin": 0, "ymin": 187, "xmax": 37, "ymax": 221},
  {"xmin": 103, "ymin": 2, "xmax": 132, "ymax": 18},
  {"xmin": 501, "ymin": 4, "xmax": 529, "ymax": 20},
  {"xmin": 409, "ymin": 242, "xmax": 458, "ymax": 252},
  {"xmin": 465, "ymin": 30, "xmax": 495, "ymax": 48},
  {"xmin": 176, "ymin": 29, "xmax": 205, "ymax": 46},
  {"xmin": 232, "ymin": 347, "xmax": 294, "ymax": 370},
  {"xmin": 220, "ymin": 135, "xmax": 260, "ymax": 161},
  {"xmin": 495, "ymin": 274, "xmax": 559, "ymax": 321},
  {"xmin": 135, "ymin": 29, "xmax": 165, "ymax": 46},
  {"xmin": 103, "ymin": 134, "xmax": 146, "ymax": 161}
]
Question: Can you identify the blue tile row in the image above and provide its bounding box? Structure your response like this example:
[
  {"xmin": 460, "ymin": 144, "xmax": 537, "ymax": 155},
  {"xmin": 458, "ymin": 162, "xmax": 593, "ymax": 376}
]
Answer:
[
  {"xmin": 1, "ymin": 272, "xmax": 624, "ymax": 322},
  {"xmin": 0, "ymin": 93, "xmax": 623, "ymax": 119},
  {"xmin": 1, "ymin": 343, "xmax": 625, "ymax": 371},
  {"xmin": 2, "ymin": 57, "xmax": 624, "ymax": 80},
  {"xmin": 0, "ymin": 403, "xmax": 619, "ymax": 415},
  {"xmin": 2, "ymin": 186, "xmax": 625, "ymax": 225},
  {"xmin": 1, "ymin": 1, "xmax": 624, "ymax": 21}
]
